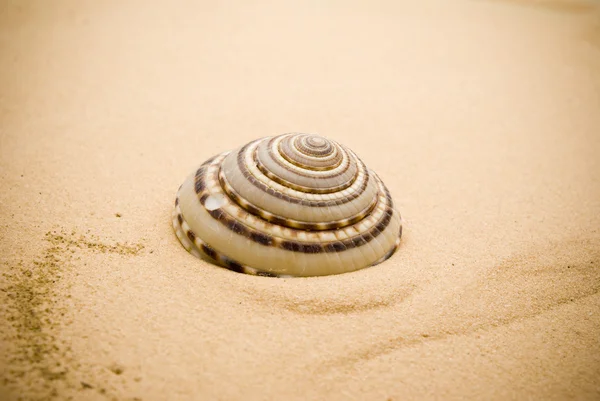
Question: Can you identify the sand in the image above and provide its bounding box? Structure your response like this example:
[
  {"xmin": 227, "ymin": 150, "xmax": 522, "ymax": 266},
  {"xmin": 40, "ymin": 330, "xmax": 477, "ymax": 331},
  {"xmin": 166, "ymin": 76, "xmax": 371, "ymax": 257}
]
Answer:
[{"xmin": 1, "ymin": 0, "xmax": 599, "ymax": 400}]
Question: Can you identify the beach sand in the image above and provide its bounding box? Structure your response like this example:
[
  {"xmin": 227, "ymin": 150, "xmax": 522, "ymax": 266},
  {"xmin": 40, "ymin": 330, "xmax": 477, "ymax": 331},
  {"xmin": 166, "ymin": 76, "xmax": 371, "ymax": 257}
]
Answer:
[{"xmin": 1, "ymin": 0, "xmax": 599, "ymax": 400}]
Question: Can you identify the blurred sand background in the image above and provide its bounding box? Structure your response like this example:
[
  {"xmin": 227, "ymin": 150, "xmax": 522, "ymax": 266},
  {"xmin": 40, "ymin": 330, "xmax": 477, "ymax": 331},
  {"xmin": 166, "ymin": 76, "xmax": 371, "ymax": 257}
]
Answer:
[{"xmin": 1, "ymin": 0, "xmax": 599, "ymax": 400}]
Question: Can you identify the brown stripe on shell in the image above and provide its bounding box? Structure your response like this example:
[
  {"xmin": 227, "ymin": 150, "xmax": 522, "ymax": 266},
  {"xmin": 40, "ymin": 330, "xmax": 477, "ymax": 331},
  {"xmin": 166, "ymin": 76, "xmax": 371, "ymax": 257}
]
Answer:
[
  {"xmin": 219, "ymin": 168, "xmax": 378, "ymax": 231},
  {"xmin": 236, "ymin": 141, "xmax": 370, "ymax": 208},
  {"xmin": 249, "ymin": 230, "xmax": 274, "ymax": 246},
  {"xmin": 222, "ymin": 258, "xmax": 244, "ymax": 274},
  {"xmin": 187, "ymin": 230, "xmax": 196, "ymax": 242},
  {"xmin": 200, "ymin": 243, "xmax": 217, "ymax": 260}
]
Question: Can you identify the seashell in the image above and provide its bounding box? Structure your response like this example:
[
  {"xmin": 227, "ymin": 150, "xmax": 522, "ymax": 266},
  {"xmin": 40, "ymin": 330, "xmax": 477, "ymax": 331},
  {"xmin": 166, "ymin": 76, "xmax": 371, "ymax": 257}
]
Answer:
[{"xmin": 172, "ymin": 133, "xmax": 402, "ymax": 277}]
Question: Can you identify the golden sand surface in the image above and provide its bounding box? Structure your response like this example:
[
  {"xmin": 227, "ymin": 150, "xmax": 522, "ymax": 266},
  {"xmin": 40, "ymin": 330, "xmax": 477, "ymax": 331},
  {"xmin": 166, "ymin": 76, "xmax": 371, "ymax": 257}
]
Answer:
[{"xmin": 1, "ymin": 1, "xmax": 599, "ymax": 400}]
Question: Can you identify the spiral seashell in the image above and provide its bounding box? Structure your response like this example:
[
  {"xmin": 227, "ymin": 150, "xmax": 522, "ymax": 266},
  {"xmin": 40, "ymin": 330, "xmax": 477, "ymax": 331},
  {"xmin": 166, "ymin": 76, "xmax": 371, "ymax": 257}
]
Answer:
[{"xmin": 172, "ymin": 133, "xmax": 402, "ymax": 277}]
